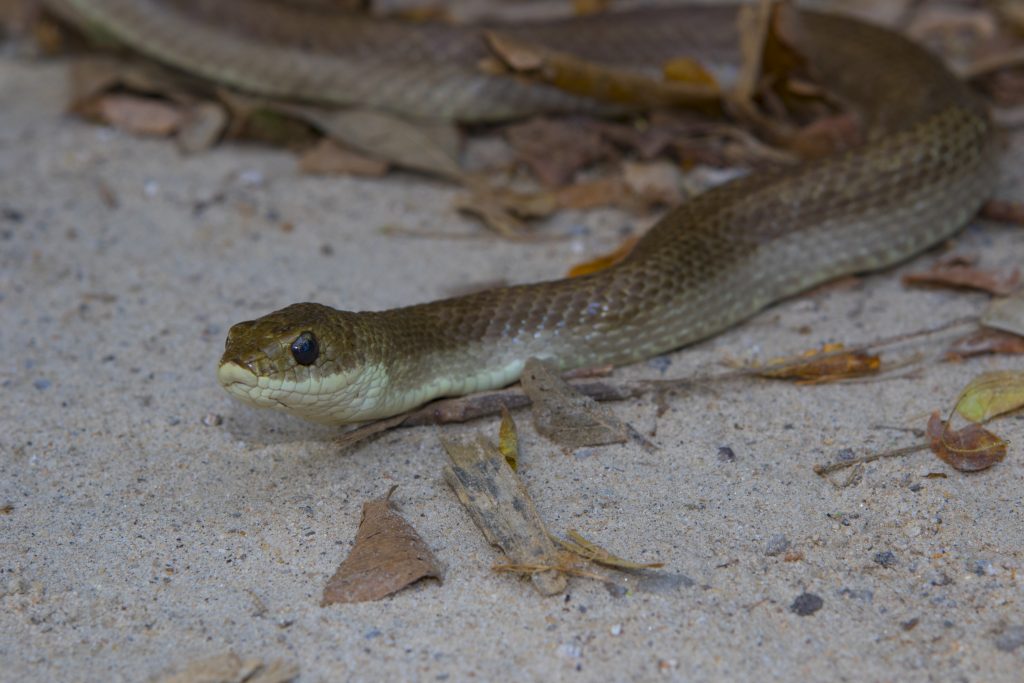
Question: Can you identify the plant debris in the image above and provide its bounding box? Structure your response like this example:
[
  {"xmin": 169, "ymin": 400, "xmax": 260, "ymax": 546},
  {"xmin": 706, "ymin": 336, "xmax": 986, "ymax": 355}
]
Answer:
[
  {"xmin": 497, "ymin": 405, "xmax": 520, "ymax": 471},
  {"xmin": 322, "ymin": 486, "xmax": 442, "ymax": 605},
  {"xmin": 298, "ymin": 138, "xmax": 389, "ymax": 177},
  {"xmin": 926, "ymin": 412, "xmax": 1007, "ymax": 472},
  {"xmin": 902, "ymin": 255, "xmax": 1021, "ymax": 296},
  {"xmin": 519, "ymin": 358, "xmax": 629, "ymax": 448},
  {"xmin": 944, "ymin": 328, "xmax": 1024, "ymax": 360},
  {"xmin": 954, "ymin": 370, "xmax": 1024, "ymax": 423},
  {"xmin": 157, "ymin": 652, "xmax": 298, "ymax": 683},
  {"xmin": 982, "ymin": 292, "xmax": 1024, "ymax": 336},
  {"xmin": 554, "ymin": 529, "xmax": 664, "ymax": 569},
  {"xmin": 740, "ymin": 343, "xmax": 881, "ymax": 383},
  {"xmin": 442, "ymin": 434, "xmax": 567, "ymax": 596}
]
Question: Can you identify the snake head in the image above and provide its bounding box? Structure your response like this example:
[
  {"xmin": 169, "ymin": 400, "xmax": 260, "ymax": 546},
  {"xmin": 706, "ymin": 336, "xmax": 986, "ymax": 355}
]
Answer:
[{"xmin": 217, "ymin": 302, "xmax": 390, "ymax": 423}]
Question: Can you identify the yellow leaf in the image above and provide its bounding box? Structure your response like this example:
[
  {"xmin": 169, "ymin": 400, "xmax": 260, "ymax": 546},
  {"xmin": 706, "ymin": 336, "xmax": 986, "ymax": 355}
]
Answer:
[
  {"xmin": 662, "ymin": 57, "xmax": 718, "ymax": 87},
  {"xmin": 954, "ymin": 370, "xmax": 1024, "ymax": 423},
  {"xmin": 498, "ymin": 405, "xmax": 519, "ymax": 471}
]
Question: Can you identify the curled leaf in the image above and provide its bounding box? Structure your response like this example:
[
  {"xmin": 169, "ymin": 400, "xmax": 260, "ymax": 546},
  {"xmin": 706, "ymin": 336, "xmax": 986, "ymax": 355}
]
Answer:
[
  {"xmin": 954, "ymin": 370, "xmax": 1024, "ymax": 423},
  {"xmin": 926, "ymin": 412, "xmax": 1006, "ymax": 472}
]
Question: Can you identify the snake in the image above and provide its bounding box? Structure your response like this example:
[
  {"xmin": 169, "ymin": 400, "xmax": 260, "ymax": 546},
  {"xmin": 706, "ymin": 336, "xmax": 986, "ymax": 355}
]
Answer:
[{"xmin": 50, "ymin": 0, "xmax": 997, "ymax": 424}]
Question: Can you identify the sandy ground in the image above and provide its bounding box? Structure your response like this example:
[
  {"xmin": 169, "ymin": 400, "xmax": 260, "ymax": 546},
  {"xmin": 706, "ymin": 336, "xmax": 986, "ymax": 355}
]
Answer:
[{"xmin": 2, "ymin": 8, "xmax": 1023, "ymax": 682}]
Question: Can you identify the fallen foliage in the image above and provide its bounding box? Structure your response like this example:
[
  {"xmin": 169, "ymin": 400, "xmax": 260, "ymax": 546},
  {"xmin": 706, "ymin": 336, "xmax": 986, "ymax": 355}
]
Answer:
[
  {"xmin": 322, "ymin": 486, "xmax": 442, "ymax": 605},
  {"xmin": 945, "ymin": 328, "xmax": 1024, "ymax": 360},
  {"xmin": 954, "ymin": 370, "xmax": 1024, "ymax": 423},
  {"xmin": 902, "ymin": 255, "xmax": 1021, "ymax": 296},
  {"xmin": 926, "ymin": 412, "xmax": 1007, "ymax": 472}
]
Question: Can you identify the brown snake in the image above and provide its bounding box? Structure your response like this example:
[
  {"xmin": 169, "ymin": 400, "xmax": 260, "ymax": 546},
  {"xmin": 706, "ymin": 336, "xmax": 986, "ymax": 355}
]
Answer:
[{"xmin": 50, "ymin": 1, "xmax": 997, "ymax": 423}]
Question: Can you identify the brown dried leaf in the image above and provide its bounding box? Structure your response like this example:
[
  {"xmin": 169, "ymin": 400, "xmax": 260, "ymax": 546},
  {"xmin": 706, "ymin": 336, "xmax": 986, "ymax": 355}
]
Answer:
[
  {"xmin": 621, "ymin": 160, "xmax": 683, "ymax": 206},
  {"xmin": 484, "ymin": 32, "xmax": 720, "ymax": 113},
  {"xmin": 95, "ymin": 94, "xmax": 183, "ymax": 136},
  {"xmin": 944, "ymin": 328, "xmax": 1024, "ymax": 360},
  {"xmin": 156, "ymin": 652, "xmax": 298, "ymax": 683},
  {"xmin": 298, "ymin": 138, "xmax": 388, "ymax": 177},
  {"xmin": 442, "ymin": 435, "xmax": 567, "ymax": 596},
  {"xmin": 321, "ymin": 487, "xmax": 442, "ymax": 605},
  {"xmin": 982, "ymin": 292, "xmax": 1024, "ymax": 336},
  {"xmin": 555, "ymin": 529, "xmax": 664, "ymax": 569},
  {"xmin": 177, "ymin": 101, "xmax": 228, "ymax": 153},
  {"xmin": 504, "ymin": 117, "xmax": 613, "ymax": 187},
  {"xmin": 903, "ymin": 258, "xmax": 1021, "ymax": 296},
  {"xmin": 520, "ymin": 357, "xmax": 628, "ymax": 447},
  {"xmin": 954, "ymin": 370, "xmax": 1024, "ymax": 423},
  {"xmin": 981, "ymin": 199, "xmax": 1024, "ymax": 225},
  {"xmin": 749, "ymin": 343, "xmax": 881, "ymax": 382},
  {"xmin": 926, "ymin": 412, "xmax": 1007, "ymax": 472},
  {"xmin": 662, "ymin": 57, "xmax": 718, "ymax": 87}
]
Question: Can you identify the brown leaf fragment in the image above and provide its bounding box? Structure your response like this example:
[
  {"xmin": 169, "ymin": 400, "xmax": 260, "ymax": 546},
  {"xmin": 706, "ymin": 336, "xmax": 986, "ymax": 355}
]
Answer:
[
  {"xmin": 621, "ymin": 160, "xmax": 684, "ymax": 206},
  {"xmin": 298, "ymin": 138, "xmax": 388, "ymax": 177},
  {"xmin": 750, "ymin": 343, "xmax": 881, "ymax": 383},
  {"xmin": 520, "ymin": 357, "xmax": 629, "ymax": 447},
  {"xmin": 442, "ymin": 434, "xmax": 567, "ymax": 596},
  {"xmin": 902, "ymin": 258, "xmax": 1021, "ymax": 296},
  {"xmin": 982, "ymin": 292, "xmax": 1024, "ymax": 336},
  {"xmin": 95, "ymin": 94, "xmax": 183, "ymax": 136},
  {"xmin": 555, "ymin": 530, "xmax": 664, "ymax": 569},
  {"xmin": 176, "ymin": 101, "xmax": 229, "ymax": 153},
  {"xmin": 321, "ymin": 487, "xmax": 442, "ymax": 605},
  {"xmin": 980, "ymin": 199, "xmax": 1024, "ymax": 225},
  {"xmin": 926, "ymin": 412, "xmax": 1007, "ymax": 472},
  {"xmin": 156, "ymin": 652, "xmax": 298, "ymax": 683},
  {"xmin": 504, "ymin": 117, "xmax": 613, "ymax": 187},
  {"xmin": 945, "ymin": 328, "xmax": 1024, "ymax": 360},
  {"xmin": 484, "ymin": 32, "xmax": 720, "ymax": 114}
]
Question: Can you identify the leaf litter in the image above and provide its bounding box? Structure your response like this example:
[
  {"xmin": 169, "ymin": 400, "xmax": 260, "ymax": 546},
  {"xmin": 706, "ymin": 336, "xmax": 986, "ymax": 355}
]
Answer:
[{"xmin": 321, "ymin": 486, "xmax": 442, "ymax": 605}]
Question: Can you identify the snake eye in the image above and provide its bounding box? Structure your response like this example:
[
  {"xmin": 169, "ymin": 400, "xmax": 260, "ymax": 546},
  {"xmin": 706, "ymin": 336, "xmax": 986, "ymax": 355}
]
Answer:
[{"xmin": 290, "ymin": 331, "xmax": 319, "ymax": 366}]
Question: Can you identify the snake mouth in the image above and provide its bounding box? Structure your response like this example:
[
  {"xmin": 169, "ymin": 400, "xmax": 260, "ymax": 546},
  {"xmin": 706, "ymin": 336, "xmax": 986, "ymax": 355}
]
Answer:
[{"xmin": 216, "ymin": 361, "xmax": 262, "ymax": 404}]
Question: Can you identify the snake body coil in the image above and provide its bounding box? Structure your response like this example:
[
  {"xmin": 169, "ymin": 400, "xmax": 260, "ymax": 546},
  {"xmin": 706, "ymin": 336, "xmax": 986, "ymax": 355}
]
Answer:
[{"xmin": 52, "ymin": 1, "xmax": 996, "ymax": 423}]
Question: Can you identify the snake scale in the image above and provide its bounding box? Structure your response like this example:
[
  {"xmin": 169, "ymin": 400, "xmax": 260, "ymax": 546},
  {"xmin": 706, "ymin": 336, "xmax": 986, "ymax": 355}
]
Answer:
[{"xmin": 52, "ymin": 0, "xmax": 997, "ymax": 424}]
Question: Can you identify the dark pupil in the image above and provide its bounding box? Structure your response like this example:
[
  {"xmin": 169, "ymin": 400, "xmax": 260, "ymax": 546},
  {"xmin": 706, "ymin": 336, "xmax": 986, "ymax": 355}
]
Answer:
[{"xmin": 290, "ymin": 332, "xmax": 319, "ymax": 366}]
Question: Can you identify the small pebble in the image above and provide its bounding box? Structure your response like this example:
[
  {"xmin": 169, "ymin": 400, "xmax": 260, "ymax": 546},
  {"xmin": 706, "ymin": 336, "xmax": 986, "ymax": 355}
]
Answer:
[
  {"xmin": 873, "ymin": 551, "xmax": 898, "ymax": 568},
  {"xmin": 790, "ymin": 592, "xmax": 823, "ymax": 616},
  {"xmin": 610, "ymin": 624, "xmax": 622, "ymax": 636},
  {"xmin": 995, "ymin": 625, "xmax": 1024, "ymax": 652},
  {"xmin": 167, "ymin": 416, "xmax": 181, "ymax": 426},
  {"xmin": 765, "ymin": 534, "xmax": 790, "ymax": 557},
  {"xmin": 33, "ymin": 379, "xmax": 50, "ymax": 391},
  {"xmin": 717, "ymin": 446, "xmax": 736, "ymax": 462},
  {"xmin": 202, "ymin": 413, "xmax": 223, "ymax": 427}
]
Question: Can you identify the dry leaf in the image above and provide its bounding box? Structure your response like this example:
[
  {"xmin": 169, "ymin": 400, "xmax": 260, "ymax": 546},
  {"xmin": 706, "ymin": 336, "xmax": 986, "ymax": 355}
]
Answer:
[
  {"xmin": 498, "ymin": 405, "xmax": 520, "ymax": 471},
  {"xmin": 520, "ymin": 357, "xmax": 628, "ymax": 447},
  {"xmin": 484, "ymin": 31, "xmax": 720, "ymax": 112},
  {"xmin": 903, "ymin": 257, "xmax": 1021, "ymax": 296},
  {"xmin": 662, "ymin": 57, "xmax": 718, "ymax": 87},
  {"xmin": 981, "ymin": 199, "xmax": 1024, "ymax": 224},
  {"xmin": 954, "ymin": 370, "xmax": 1024, "ymax": 423},
  {"xmin": 298, "ymin": 138, "xmax": 388, "ymax": 177},
  {"xmin": 95, "ymin": 94, "xmax": 183, "ymax": 136},
  {"xmin": 926, "ymin": 412, "xmax": 1007, "ymax": 472},
  {"xmin": 945, "ymin": 328, "xmax": 1024, "ymax": 360},
  {"xmin": 555, "ymin": 529, "xmax": 664, "ymax": 569},
  {"xmin": 322, "ymin": 487, "xmax": 442, "ymax": 605},
  {"xmin": 567, "ymin": 235, "xmax": 639, "ymax": 277},
  {"xmin": 177, "ymin": 101, "xmax": 229, "ymax": 153},
  {"xmin": 982, "ymin": 292, "xmax": 1024, "ymax": 336},
  {"xmin": 504, "ymin": 117, "xmax": 613, "ymax": 187},
  {"xmin": 442, "ymin": 434, "xmax": 567, "ymax": 596},
  {"xmin": 749, "ymin": 343, "xmax": 881, "ymax": 382},
  {"xmin": 156, "ymin": 652, "xmax": 298, "ymax": 683},
  {"xmin": 621, "ymin": 160, "xmax": 683, "ymax": 205}
]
